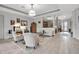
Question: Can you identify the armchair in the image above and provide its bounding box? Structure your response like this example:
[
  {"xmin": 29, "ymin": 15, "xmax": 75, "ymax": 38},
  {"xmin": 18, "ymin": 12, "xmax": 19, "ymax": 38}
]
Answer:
[
  {"xmin": 12, "ymin": 31, "xmax": 24, "ymax": 43},
  {"xmin": 23, "ymin": 33, "xmax": 39, "ymax": 49}
]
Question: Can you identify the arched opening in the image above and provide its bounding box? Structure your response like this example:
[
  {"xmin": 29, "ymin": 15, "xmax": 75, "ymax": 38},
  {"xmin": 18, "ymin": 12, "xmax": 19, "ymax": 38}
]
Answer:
[{"xmin": 30, "ymin": 22, "xmax": 37, "ymax": 33}]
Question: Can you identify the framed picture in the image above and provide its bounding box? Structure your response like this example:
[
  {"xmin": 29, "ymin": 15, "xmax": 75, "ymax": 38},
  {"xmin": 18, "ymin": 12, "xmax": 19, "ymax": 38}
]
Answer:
[
  {"xmin": 10, "ymin": 20, "xmax": 15, "ymax": 25},
  {"xmin": 21, "ymin": 20, "xmax": 28, "ymax": 26},
  {"xmin": 16, "ymin": 18, "xmax": 20, "ymax": 23}
]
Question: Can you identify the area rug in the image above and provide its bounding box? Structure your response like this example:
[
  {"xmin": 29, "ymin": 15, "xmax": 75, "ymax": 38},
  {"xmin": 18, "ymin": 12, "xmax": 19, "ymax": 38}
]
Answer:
[{"xmin": 0, "ymin": 42, "xmax": 26, "ymax": 54}]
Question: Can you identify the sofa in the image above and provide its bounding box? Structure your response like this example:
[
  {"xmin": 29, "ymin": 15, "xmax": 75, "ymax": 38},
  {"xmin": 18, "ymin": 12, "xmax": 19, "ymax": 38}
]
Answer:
[{"xmin": 42, "ymin": 28, "xmax": 55, "ymax": 36}]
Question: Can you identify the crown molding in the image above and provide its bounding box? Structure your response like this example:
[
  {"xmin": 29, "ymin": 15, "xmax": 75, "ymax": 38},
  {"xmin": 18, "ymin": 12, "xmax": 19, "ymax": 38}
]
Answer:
[{"xmin": 0, "ymin": 4, "xmax": 28, "ymax": 15}]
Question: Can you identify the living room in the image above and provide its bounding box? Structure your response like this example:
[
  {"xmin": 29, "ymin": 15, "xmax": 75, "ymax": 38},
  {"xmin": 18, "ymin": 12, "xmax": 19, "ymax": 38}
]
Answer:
[{"xmin": 0, "ymin": 4, "xmax": 79, "ymax": 54}]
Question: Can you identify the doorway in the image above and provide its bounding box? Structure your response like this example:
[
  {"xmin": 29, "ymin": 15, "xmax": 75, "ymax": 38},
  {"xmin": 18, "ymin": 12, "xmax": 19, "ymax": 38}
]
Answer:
[
  {"xmin": 58, "ymin": 20, "xmax": 70, "ymax": 32},
  {"xmin": 30, "ymin": 22, "xmax": 37, "ymax": 33},
  {"xmin": 62, "ymin": 21, "xmax": 68, "ymax": 32}
]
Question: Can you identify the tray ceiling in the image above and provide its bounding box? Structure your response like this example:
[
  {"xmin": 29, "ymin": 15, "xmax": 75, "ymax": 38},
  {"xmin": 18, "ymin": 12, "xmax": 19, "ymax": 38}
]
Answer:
[{"xmin": 0, "ymin": 4, "xmax": 79, "ymax": 17}]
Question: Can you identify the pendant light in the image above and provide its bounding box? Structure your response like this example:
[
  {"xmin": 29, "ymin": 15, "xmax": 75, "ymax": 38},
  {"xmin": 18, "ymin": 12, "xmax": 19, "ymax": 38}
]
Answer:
[{"xmin": 28, "ymin": 4, "xmax": 36, "ymax": 16}]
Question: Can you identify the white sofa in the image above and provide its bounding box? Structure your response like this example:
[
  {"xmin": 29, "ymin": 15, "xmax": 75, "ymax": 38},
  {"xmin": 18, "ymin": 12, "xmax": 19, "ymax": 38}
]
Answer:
[
  {"xmin": 42, "ymin": 28, "xmax": 55, "ymax": 36},
  {"xmin": 23, "ymin": 33, "xmax": 39, "ymax": 49}
]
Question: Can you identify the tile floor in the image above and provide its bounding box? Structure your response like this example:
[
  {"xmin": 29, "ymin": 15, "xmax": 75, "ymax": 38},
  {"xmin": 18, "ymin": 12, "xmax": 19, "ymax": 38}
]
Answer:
[{"xmin": 0, "ymin": 32, "xmax": 79, "ymax": 54}]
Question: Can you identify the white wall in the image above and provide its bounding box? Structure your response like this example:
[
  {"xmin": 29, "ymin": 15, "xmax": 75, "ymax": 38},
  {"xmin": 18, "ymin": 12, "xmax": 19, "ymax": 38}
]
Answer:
[
  {"xmin": 72, "ymin": 8, "xmax": 79, "ymax": 39},
  {"xmin": 34, "ymin": 18, "xmax": 43, "ymax": 33},
  {"xmin": 0, "ymin": 15, "xmax": 4, "ymax": 39},
  {"xmin": 0, "ymin": 11, "xmax": 32, "ymax": 39}
]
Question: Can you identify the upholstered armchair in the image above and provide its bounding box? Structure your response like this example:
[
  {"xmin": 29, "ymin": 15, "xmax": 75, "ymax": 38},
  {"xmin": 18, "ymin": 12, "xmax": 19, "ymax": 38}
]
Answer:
[
  {"xmin": 12, "ymin": 31, "xmax": 24, "ymax": 43},
  {"xmin": 23, "ymin": 33, "xmax": 39, "ymax": 49}
]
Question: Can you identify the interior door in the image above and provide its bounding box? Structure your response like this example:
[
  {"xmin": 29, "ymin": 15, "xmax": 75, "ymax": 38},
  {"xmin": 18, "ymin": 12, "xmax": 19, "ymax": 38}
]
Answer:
[
  {"xmin": 31, "ymin": 22, "xmax": 37, "ymax": 33},
  {"xmin": 0, "ymin": 15, "xmax": 4, "ymax": 39}
]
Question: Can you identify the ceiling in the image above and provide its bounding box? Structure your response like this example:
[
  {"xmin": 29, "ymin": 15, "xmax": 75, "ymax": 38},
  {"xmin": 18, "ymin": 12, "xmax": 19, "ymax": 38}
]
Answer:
[{"xmin": 0, "ymin": 4, "xmax": 79, "ymax": 18}]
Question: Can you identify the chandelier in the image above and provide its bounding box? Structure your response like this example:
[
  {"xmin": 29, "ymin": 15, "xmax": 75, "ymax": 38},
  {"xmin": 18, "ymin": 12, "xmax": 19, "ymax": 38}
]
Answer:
[{"xmin": 28, "ymin": 4, "xmax": 36, "ymax": 16}]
